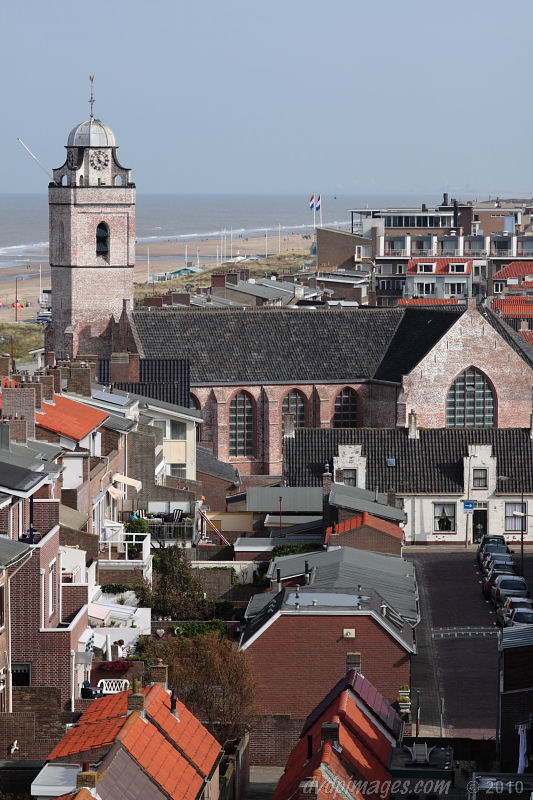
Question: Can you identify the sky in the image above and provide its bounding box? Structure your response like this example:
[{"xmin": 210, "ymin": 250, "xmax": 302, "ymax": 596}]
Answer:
[{"xmin": 2, "ymin": 0, "xmax": 533, "ymax": 197}]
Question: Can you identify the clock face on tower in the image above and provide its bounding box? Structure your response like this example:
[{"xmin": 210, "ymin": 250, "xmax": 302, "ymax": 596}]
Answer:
[{"xmin": 90, "ymin": 150, "xmax": 109, "ymax": 170}]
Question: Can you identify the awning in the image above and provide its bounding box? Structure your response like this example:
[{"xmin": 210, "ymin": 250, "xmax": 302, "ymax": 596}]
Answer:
[
  {"xmin": 107, "ymin": 486, "xmax": 122, "ymax": 500},
  {"xmin": 112, "ymin": 473, "xmax": 142, "ymax": 493}
]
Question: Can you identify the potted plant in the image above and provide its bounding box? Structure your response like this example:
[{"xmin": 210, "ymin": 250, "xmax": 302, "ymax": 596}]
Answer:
[
  {"xmin": 398, "ymin": 695, "xmax": 411, "ymax": 713},
  {"xmin": 399, "ymin": 684, "xmax": 410, "ymax": 698}
]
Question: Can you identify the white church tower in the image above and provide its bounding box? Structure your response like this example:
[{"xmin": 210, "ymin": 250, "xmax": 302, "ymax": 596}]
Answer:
[{"xmin": 46, "ymin": 78, "xmax": 135, "ymax": 359}]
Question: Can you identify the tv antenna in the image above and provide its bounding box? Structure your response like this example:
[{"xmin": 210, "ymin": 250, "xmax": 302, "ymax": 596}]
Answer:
[{"xmin": 16, "ymin": 138, "xmax": 52, "ymax": 179}]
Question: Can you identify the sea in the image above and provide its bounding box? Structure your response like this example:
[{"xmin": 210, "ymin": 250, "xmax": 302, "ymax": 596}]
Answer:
[{"xmin": 0, "ymin": 192, "xmax": 443, "ymax": 277}]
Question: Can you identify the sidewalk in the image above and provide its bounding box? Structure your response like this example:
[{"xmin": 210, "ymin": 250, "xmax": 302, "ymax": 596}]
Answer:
[{"xmin": 242, "ymin": 766, "xmax": 284, "ymax": 800}]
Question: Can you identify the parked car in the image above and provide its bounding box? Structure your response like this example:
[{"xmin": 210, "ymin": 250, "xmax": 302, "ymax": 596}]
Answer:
[
  {"xmin": 490, "ymin": 574, "xmax": 529, "ymax": 607},
  {"xmin": 496, "ymin": 597, "xmax": 533, "ymax": 626},
  {"xmin": 482, "ymin": 563, "xmax": 519, "ymax": 597},
  {"xmin": 480, "ymin": 544, "xmax": 512, "ymax": 567},
  {"xmin": 481, "ymin": 553, "xmax": 515, "ymax": 576},
  {"xmin": 477, "ymin": 535, "xmax": 506, "ymax": 561},
  {"xmin": 504, "ymin": 608, "xmax": 533, "ymax": 627}
]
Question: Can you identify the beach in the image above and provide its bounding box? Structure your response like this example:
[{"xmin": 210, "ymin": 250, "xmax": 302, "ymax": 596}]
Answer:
[{"xmin": 2, "ymin": 231, "xmax": 311, "ymax": 323}]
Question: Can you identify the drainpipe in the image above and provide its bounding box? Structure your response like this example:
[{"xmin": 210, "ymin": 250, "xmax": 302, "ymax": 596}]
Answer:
[
  {"xmin": 40, "ymin": 568, "xmax": 45, "ymax": 629},
  {"xmin": 70, "ymin": 649, "xmax": 76, "ymax": 712}
]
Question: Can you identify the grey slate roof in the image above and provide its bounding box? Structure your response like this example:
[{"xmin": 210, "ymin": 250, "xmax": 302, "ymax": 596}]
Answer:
[
  {"xmin": 329, "ymin": 484, "xmax": 406, "ymax": 523},
  {"xmin": 196, "ymin": 446, "xmax": 240, "ymax": 484},
  {"xmin": 103, "ymin": 414, "xmax": 136, "ymax": 433},
  {"xmin": 0, "ymin": 537, "xmax": 31, "ymax": 566},
  {"xmin": 266, "ymin": 547, "xmax": 419, "ymax": 621},
  {"xmin": 284, "ymin": 427, "xmax": 533, "ymax": 495},
  {"xmin": 246, "ymin": 486, "xmax": 322, "ymax": 513},
  {"xmin": 0, "ymin": 458, "xmax": 47, "ymax": 494}
]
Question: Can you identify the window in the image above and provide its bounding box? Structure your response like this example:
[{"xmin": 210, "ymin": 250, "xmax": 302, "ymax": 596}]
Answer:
[
  {"xmin": 282, "ymin": 390, "xmax": 306, "ymax": 435},
  {"xmin": 473, "ymin": 469, "xmax": 488, "ymax": 488},
  {"xmin": 433, "ymin": 503, "xmax": 456, "ymax": 532},
  {"xmin": 169, "ymin": 463, "xmax": 187, "ymax": 479},
  {"xmin": 333, "ymin": 388, "xmax": 358, "ymax": 428},
  {"xmin": 415, "ymin": 282, "xmax": 436, "ymax": 295},
  {"xmin": 446, "ymin": 367, "xmax": 495, "ymax": 428},
  {"xmin": 343, "ymin": 469, "xmax": 357, "ymax": 487},
  {"xmin": 505, "ymin": 502, "xmax": 526, "ymax": 532},
  {"xmin": 445, "ymin": 283, "xmax": 466, "ymax": 296},
  {"xmin": 379, "ymin": 280, "xmax": 392, "ymax": 290},
  {"xmin": 96, "ymin": 222, "xmax": 109, "ymax": 256},
  {"xmin": 229, "ymin": 392, "xmax": 254, "ymax": 457},
  {"xmin": 494, "ymin": 282, "xmax": 504, "ymax": 294},
  {"xmin": 396, "ymin": 264, "xmax": 404, "ymax": 274},
  {"xmin": 11, "ymin": 663, "xmax": 30, "ymax": 687},
  {"xmin": 418, "ymin": 263, "xmax": 435, "ymax": 273},
  {"xmin": 449, "ymin": 264, "xmax": 466, "ymax": 273},
  {"xmin": 170, "ymin": 420, "xmax": 187, "ymax": 440},
  {"xmin": 153, "ymin": 419, "xmax": 166, "ymax": 436},
  {"xmin": 346, "ymin": 653, "xmax": 362, "ymax": 674}
]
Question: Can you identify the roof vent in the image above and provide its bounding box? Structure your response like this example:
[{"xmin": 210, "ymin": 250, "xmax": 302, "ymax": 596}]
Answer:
[{"xmin": 387, "ymin": 457, "xmax": 396, "ymax": 467}]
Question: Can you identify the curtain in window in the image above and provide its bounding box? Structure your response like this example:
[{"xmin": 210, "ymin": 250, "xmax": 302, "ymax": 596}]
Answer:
[{"xmin": 505, "ymin": 502, "xmax": 526, "ymax": 532}]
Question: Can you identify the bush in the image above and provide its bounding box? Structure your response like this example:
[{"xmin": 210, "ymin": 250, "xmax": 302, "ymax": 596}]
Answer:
[
  {"xmin": 101, "ymin": 659, "xmax": 130, "ymax": 672},
  {"xmin": 172, "ymin": 619, "xmax": 227, "ymax": 638},
  {"xmin": 271, "ymin": 543, "xmax": 324, "ymax": 558},
  {"xmin": 214, "ymin": 599, "xmax": 235, "ymax": 619},
  {"xmin": 101, "ymin": 583, "xmax": 130, "ymax": 595},
  {"xmin": 125, "ymin": 517, "xmax": 149, "ymax": 533}
]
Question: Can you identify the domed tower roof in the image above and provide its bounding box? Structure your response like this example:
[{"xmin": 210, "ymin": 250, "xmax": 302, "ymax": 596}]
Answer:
[{"xmin": 67, "ymin": 118, "xmax": 116, "ymax": 147}]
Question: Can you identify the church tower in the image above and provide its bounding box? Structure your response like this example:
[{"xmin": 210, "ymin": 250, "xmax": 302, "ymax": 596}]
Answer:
[{"xmin": 46, "ymin": 81, "xmax": 135, "ymax": 359}]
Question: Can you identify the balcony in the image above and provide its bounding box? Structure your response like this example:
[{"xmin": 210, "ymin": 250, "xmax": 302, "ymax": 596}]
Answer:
[
  {"xmin": 146, "ymin": 519, "xmax": 194, "ymax": 546},
  {"xmin": 383, "ymin": 249, "xmax": 408, "ymax": 257},
  {"xmin": 99, "ymin": 521, "xmax": 150, "ymax": 562}
]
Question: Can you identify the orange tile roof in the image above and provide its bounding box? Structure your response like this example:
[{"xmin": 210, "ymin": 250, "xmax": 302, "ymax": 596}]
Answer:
[
  {"xmin": 406, "ymin": 257, "xmax": 473, "ymax": 275},
  {"xmin": 46, "ymin": 684, "xmax": 221, "ymax": 800},
  {"xmin": 35, "ymin": 395, "xmax": 108, "ymax": 441},
  {"xmin": 326, "ymin": 512, "xmax": 403, "ymax": 543},
  {"xmin": 491, "ymin": 298, "xmax": 533, "ymax": 318},
  {"xmin": 397, "ymin": 298, "xmax": 459, "ymax": 306},
  {"xmin": 273, "ymin": 686, "xmax": 393, "ymax": 800},
  {"xmin": 492, "ymin": 262, "xmax": 533, "ymax": 279},
  {"xmin": 518, "ymin": 331, "xmax": 533, "ymax": 345}
]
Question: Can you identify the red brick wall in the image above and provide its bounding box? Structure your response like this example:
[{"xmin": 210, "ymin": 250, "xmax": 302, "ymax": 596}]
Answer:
[
  {"xmin": 329, "ymin": 526, "xmax": 402, "ymax": 554},
  {"xmin": 248, "ymin": 715, "xmax": 304, "ymax": 766},
  {"xmin": 62, "ymin": 584, "xmax": 89, "ymax": 622},
  {"xmin": 245, "ymin": 614, "xmax": 410, "ymax": 720},
  {"xmin": 33, "ymin": 500, "xmax": 60, "ymax": 534}
]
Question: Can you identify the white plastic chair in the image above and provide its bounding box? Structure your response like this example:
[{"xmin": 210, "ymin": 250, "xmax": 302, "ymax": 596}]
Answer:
[{"xmin": 97, "ymin": 677, "xmax": 130, "ymax": 694}]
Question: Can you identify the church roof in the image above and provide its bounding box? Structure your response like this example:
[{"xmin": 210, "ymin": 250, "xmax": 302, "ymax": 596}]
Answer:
[
  {"xmin": 130, "ymin": 307, "xmax": 462, "ymax": 385},
  {"xmin": 67, "ymin": 118, "xmax": 116, "ymax": 147}
]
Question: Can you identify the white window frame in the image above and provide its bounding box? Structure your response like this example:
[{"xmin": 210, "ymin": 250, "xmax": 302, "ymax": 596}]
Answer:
[
  {"xmin": 48, "ymin": 560, "xmax": 56, "ymax": 618},
  {"xmin": 433, "ymin": 502, "xmax": 456, "ymax": 533},
  {"xmin": 505, "ymin": 502, "xmax": 526, "ymax": 532}
]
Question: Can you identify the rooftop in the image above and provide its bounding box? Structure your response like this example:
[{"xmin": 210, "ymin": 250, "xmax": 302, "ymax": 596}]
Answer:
[
  {"xmin": 35, "ymin": 395, "xmax": 109, "ymax": 441},
  {"xmin": 67, "ymin": 118, "xmax": 116, "ymax": 147}
]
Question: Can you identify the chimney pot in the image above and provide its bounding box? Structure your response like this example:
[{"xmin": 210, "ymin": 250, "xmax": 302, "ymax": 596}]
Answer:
[{"xmin": 321, "ymin": 722, "xmax": 340, "ymax": 749}]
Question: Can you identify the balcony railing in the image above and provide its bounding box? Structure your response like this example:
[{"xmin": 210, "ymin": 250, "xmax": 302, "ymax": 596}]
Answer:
[
  {"xmin": 99, "ymin": 521, "xmax": 150, "ymax": 562},
  {"xmin": 147, "ymin": 520, "xmax": 194, "ymax": 545}
]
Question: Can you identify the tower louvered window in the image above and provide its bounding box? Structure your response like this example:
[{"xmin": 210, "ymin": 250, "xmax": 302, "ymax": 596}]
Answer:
[
  {"xmin": 333, "ymin": 388, "xmax": 358, "ymax": 428},
  {"xmin": 446, "ymin": 367, "xmax": 495, "ymax": 428},
  {"xmin": 229, "ymin": 393, "xmax": 254, "ymax": 456},
  {"xmin": 96, "ymin": 222, "xmax": 109, "ymax": 256},
  {"xmin": 282, "ymin": 390, "xmax": 306, "ymax": 435}
]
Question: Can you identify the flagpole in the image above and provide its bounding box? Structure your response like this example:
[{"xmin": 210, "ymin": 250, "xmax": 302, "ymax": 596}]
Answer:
[
  {"xmin": 320, "ymin": 197, "xmax": 323, "ymax": 227},
  {"xmin": 278, "ymin": 223, "xmax": 281, "ymax": 253}
]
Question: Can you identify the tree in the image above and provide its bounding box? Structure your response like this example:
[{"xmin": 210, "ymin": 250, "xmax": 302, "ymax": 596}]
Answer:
[
  {"xmin": 136, "ymin": 632, "xmax": 256, "ymax": 744},
  {"xmin": 151, "ymin": 545, "xmax": 209, "ymax": 620}
]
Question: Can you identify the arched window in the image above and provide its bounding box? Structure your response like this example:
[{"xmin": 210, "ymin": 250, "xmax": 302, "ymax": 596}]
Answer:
[
  {"xmin": 189, "ymin": 393, "xmax": 200, "ymax": 410},
  {"xmin": 96, "ymin": 222, "xmax": 109, "ymax": 257},
  {"xmin": 115, "ymin": 175, "xmax": 123, "ymax": 186},
  {"xmin": 282, "ymin": 390, "xmax": 306, "ymax": 435},
  {"xmin": 229, "ymin": 392, "xmax": 254, "ymax": 457},
  {"xmin": 446, "ymin": 367, "xmax": 495, "ymax": 428},
  {"xmin": 333, "ymin": 387, "xmax": 358, "ymax": 428}
]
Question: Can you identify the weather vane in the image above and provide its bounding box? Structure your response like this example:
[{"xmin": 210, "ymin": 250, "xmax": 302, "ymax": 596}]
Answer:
[{"xmin": 89, "ymin": 75, "xmax": 95, "ymax": 119}]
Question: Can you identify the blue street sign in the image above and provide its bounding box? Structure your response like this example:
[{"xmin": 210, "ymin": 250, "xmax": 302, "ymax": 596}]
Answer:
[{"xmin": 463, "ymin": 500, "xmax": 474, "ymax": 510}]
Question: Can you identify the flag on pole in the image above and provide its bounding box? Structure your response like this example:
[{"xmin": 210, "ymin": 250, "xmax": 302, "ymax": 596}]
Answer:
[
  {"xmin": 316, "ymin": 195, "xmax": 321, "ymax": 211},
  {"xmin": 309, "ymin": 194, "xmax": 315, "ymax": 210}
]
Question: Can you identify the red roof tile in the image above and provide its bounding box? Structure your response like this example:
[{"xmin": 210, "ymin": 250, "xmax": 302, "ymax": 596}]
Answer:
[
  {"xmin": 492, "ymin": 262, "xmax": 533, "ymax": 279},
  {"xmin": 491, "ymin": 297, "xmax": 533, "ymax": 318},
  {"xmin": 35, "ymin": 395, "xmax": 108, "ymax": 441},
  {"xmin": 406, "ymin": 257, "xmax": 473, "ymax": 275},
  {"xmin": 46, "ymin": 685, "xmax": 221, "ymax": 800},
  {"xmin": 326, "ymin": 512, "xmax": 403, "ymax": 543},
  {"xmin": 518, "ymin": 331, "xmax": 533, "ymax": 345}
]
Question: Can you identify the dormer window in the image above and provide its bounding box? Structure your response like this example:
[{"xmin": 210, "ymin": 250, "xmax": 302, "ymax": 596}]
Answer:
[
  {"xmin": 449, "ymin": 263, "xmax": 466, "ymax": 273},
  {"xmin": 417, "ymin": 263, "xmax": 436, "ymax": 273},
  {"xmin": 96, "ymin": 222, "xmax": 109, "ymax": 257}
]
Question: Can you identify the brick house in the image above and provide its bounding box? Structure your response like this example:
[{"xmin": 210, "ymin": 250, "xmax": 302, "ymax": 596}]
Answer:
[
  {"xmin": 273, "ymin": 670, "xmax": 402, "ymax": 800},
  {"xmin": 284, "ymin": 424, "xmax": 533, "ymax": 545},
  {"xmin": 33, "ymin": 682, "xmax": 222, "ymax": 800},
  {"xmin": 325, "ymin": 512, "xmax": 403, "ymax": 554},
  {"xmin": 0, "ymin": 538, "xmax": 32, "ymax": 713},
  {"xmin": 240, "ymin": 551, "xmax": 416, "ymax": 765},
  {"xmin": 499, "ymin": 626, "xmax": 533, "ymax": 773}
]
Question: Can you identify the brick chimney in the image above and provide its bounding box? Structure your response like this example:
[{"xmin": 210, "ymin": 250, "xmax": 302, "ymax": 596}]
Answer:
[
  {"xmin": 127, "ymin": 678, "xmax": 145, "ymax": 716},
  {"xmin": 45, "ymin": 351, "xmax": 56, "ymax": 368},
  {"xmin": 0, "ymin": 357, "xmax": 10, "ymax": 378},
  {"xmin": 37, "ymin": 374, "xmax": 55, "ymax": 403},
  {"xmin": 0, "ymin": 423, "xmax": 10, "ymax": 450},
  {"xmin": 387, "ymin": 487, "xmax": 396, "ymax": 507},
  {"xmin": 6, "ymin": 418, "xmax": 28, "ymax": 444},
  {"xmin": 408, "ymin": 409, "xmax": 419, "ymax": 440},
  {"xmin": 3, "ymin": 387, "xmax": 36, "ymax": 439},
  {"xmin": 151, "ymin": 659, "xmax": 168, "ymax": 688},
  {"xmin": 76, "ymin": 765, "xmax": 99, "ymax": 790},
  {"xmin": 283, "ymin": 412, "xmax": 295, "ymax": 439}
]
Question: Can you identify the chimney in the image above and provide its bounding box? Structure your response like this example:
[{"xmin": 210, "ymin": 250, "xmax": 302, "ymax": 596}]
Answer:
[
  {"xmin": 321, "ymin": 722, "xmax": 340, "ymax": 749},
  {"xmin": 3, "ymin": 388, "xmax": 36, "ymax": 439},
  {"xmin": 387, "ymin": 487, "xmax": 396, "ymax": 507},
  {"xmin": 6, "ymin": 418, "xmax": 27, "ymax": 444},
  {"xmin": 322, "ymin": 462, "xmax": 332, "ymax": 529},
  {"xmin": 127, "ymin": 678, "xmax": 145, "ymax": 716},
  {"xmin": 443, "ymin": 192, "xmax": 449, "ymax": 206},
  {"xmin": 170, "ymin": 687, "xmax": 180, "ymax": 721},
  {"xmin": 297, "ymin": 779, "xmax": 319, "ymax": 799},
  {"xmin": 37, "ymin": 374, "xmax": 55, "ymax": 403},
  {"xmin": 408, "ymin": 409, "xmax": 419, "ymax": 440},
  {"xmin": 520, "ymin": 320, "xmax": 528, "ymax": 332},
  {"xmin": 0, "ymin": 423, "xmax": 10, "ymax": 450},
  {"xmin": 151, "ymin": 659, "xmax": 168, "ymax": 688},
  {"xmin": 45, "ymin": 351, "xmax": 56, "ymax": 368},
  {"xmin": 305, "ymin": 560, "xmax": 310, "ymax": 585},
  {"xmin": 76, "ymin": 767, "xmax": 99, "ymax": 790},
  {"xmin": 381, "ymin": 601, "xmax": 387, "ymax": 617},
  {"xmin": 276, "ymin": 568, "xmax": 282, "ymax": 593},
  {"xmin": 283, "ymin": 412, "xmax": 295, "ymax": 438}
]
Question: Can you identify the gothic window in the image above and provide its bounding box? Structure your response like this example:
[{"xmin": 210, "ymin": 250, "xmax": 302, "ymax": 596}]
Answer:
[
  {"xmin": 96, "ymin": 222, "xmax": 109, "ymax": 257},
  {"xmin": 446, "ymin": 367, "xmax": 495, "ymax": 428},
  {"xmin": 333, "ymin": 387, "xmax": 358, "ymax": 428},
  {"xmin": 282, "ymin": 390, "xmax": 306, "ymax": 434},
  {"xmin": 229, "ymin": 392, "xmax": 254, "ymax": 457}
]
